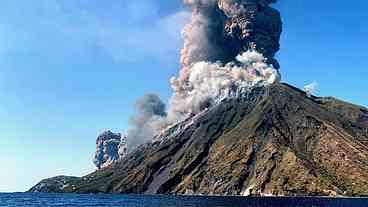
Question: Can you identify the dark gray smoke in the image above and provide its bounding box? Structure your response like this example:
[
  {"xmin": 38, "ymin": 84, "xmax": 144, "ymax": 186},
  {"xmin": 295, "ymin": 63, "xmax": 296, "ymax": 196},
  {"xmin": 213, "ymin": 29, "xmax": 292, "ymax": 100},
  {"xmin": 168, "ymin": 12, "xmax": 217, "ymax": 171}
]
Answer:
[
  {"xmin": 93, "ymin": 131, "xmax": 127, "ymax": 169},
  {"xmin": 181, "ymin": 0, "xmax": 229, "ymax": 78},
  {"xmin": 220, "ymin": 0, "xmax": 282, "ymax": 69},
  {"xmin": 127, "ymin": 94, "xmax": 167, "ymax": 150},
  {"xmin": 181, "ymin": 0, "xmax": 281, "ymax": 76}
]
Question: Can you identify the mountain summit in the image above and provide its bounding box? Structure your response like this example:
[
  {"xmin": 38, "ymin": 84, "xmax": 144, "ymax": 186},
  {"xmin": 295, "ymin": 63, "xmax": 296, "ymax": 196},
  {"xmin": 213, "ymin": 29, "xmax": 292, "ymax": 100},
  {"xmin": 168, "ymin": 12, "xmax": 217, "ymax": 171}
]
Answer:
[{"xmin": 30, "ymin": 83, "xmax": 368, "ymax": 196}]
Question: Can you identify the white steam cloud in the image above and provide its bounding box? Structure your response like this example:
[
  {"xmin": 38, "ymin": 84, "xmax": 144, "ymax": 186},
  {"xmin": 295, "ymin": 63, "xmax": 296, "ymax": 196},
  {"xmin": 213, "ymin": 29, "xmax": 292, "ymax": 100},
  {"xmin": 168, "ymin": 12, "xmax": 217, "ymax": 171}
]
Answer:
[
  {"xmin": 304, "ymin": 82, "xmax": 318, "ymax": 97},
  {"xmin": 169, "ymin": 51, "xmax": 279, "ymax": 122}
]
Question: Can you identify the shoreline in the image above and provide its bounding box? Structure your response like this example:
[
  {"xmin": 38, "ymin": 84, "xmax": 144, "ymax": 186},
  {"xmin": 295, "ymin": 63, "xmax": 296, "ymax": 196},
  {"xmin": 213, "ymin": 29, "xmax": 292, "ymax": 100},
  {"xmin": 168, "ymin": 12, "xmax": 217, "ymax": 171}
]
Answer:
[{"xmin": 2, "ymin": 192, "xmax": 367, "ymax": 199}]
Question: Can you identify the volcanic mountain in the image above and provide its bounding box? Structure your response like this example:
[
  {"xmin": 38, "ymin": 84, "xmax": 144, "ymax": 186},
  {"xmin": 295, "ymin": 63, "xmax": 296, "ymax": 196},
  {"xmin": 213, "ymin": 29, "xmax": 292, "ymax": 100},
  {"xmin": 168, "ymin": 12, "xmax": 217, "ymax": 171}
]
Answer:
[
  {"xmin": 30, "ymin": 83, "xmax": 368, "ymax": 196},
  {"xmin": 29, "ymin": 0, "xmax": 368, "ymax": 197}
]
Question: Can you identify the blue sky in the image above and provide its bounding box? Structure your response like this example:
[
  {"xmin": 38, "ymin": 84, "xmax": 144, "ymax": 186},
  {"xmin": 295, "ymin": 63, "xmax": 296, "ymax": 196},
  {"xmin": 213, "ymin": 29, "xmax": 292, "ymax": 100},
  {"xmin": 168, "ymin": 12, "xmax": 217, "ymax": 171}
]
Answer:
[{"xmin": 0, "ymin": 0, "xmax": 367, "ymax": 192}]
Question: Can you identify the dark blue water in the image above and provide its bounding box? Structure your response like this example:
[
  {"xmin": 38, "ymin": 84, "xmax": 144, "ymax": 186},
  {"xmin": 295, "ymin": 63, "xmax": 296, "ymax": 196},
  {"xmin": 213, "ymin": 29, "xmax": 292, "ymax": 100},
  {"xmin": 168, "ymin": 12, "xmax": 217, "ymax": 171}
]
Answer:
[{"xmin": 0, "ymin": 193, "xmax": 367, "ymax": 207}]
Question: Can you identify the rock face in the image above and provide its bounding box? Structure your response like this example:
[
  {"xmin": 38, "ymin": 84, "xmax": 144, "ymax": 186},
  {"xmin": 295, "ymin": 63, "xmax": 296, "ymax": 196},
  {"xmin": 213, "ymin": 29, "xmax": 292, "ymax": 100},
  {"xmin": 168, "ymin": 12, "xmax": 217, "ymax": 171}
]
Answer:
[
  {"xmin": 93, "ymin": 131, "xmax": 127, "ymax": 169},
  {"xmin": 30, "ymin": 84, "xmax": 368, "ymax": 196}
]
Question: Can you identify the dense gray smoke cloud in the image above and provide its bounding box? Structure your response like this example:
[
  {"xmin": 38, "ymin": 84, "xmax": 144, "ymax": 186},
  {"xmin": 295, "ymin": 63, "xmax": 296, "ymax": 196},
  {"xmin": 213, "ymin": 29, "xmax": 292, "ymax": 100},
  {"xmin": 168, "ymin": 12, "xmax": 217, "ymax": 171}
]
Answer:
[
  {"xmin": 124, "ymin": 0, "xmax": 282, "ymax": 148},
  {"xmin": 93, "ymin": 131, "xmax": 127, "ymax": 169},
  {"xmin": 127, "ymin": 94, "xmax": 168, "ymax": 149},
  {"xmin": 220, "ymin": 0, "xmax": 282, "ymax": 69},
  {"xmin": 181, "ymin": 0, "xmax": 225, "ymax": 76},
  {"xmin": 180, "ymin": 0, "xmax": 281, "ymax": 77}
]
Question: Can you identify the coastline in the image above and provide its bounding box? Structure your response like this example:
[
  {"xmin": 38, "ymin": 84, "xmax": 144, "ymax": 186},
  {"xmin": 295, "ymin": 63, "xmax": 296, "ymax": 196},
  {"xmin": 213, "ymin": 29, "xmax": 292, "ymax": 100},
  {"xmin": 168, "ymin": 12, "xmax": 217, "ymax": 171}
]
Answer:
[{"xmin": 7, "ymin": 191, "xmax": 367, "ymax": 199}]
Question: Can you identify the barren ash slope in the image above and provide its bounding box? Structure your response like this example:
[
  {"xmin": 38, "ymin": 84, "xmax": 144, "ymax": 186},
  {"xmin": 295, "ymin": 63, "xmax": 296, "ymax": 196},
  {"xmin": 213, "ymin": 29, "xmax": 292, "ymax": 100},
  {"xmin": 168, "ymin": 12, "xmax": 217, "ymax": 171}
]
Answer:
[{"xmin": 30, "ymin": 0, "xmax": 368, "ymax": 196}]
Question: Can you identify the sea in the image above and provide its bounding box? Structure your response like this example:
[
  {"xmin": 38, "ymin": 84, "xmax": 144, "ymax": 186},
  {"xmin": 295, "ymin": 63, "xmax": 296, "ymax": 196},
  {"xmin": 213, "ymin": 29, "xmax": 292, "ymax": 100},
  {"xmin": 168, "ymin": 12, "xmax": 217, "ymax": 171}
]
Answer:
[{"xmin": 0, "ymin": 193, "xmax": 367, "ymax": 207}]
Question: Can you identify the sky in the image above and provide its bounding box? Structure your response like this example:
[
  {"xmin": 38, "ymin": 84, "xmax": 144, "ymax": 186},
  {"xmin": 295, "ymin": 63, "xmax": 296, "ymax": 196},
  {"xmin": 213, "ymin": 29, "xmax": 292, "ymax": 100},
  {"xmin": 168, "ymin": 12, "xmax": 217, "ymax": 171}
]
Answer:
[{"xmin": 0, "ymin": 0, "xmax": 367, "ymax": 192}]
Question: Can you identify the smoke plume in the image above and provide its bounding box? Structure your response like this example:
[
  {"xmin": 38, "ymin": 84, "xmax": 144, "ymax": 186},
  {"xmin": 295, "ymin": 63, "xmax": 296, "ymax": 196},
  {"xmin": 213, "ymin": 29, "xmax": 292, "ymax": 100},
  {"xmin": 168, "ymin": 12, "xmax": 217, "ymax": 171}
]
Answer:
[
  {"xmin": 304, "ymin": 82, "xmax": 318, "ymax": 97},
  {"xmin": 181, "ymin": 0, "xmax": 225, "ymax": 75},
  {"xmin": 93, "ymin": 131, "xmax": 127, "ymax": 169},
  {"xmin": 180, "ymin": 0, "xmax": 282, "ymax": 73},
  {"xmin": 125, "ymin": 0, "xmax": 282, "ymax": 148},
  {"xmin": 166, "ymin": 0, "xmax": 282, "ymax": 122},
  {"xmin": 127, "ymin": 94, "xmax": 168, "ymax": 149}
]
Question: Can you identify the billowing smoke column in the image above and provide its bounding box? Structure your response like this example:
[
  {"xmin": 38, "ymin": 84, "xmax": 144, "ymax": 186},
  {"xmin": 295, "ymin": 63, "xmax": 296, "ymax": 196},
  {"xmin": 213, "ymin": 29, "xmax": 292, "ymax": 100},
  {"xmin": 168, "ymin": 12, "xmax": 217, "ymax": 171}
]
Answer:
[
  {"xmin": 221, "ymin": 0, "xmax": 281, "ymax": 68},
  {"xmin": 180, "ymin": 0, "xmax": 228, "ymax": 77},
  {"xmin": 180, "ymin": 0, "xmax": 282, "ymax": 74},
  {"xmin": 125, "ymin": 0, "xmax": 282, "ymax": 148},
  {"xmin": 93, "ymin": 131, "xmax": 127, "ymax": 169},
  {"xmin": 168, "ymin": 0, "xmax": 282, "ymax": 122}
]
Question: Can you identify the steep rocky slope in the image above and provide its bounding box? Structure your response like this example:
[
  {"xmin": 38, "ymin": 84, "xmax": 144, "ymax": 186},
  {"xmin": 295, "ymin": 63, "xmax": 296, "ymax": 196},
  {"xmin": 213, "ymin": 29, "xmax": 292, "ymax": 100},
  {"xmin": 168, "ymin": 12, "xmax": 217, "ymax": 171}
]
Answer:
[{"xmin": 29, "ymin": 83, "xmax": 368, "ymax": 196}]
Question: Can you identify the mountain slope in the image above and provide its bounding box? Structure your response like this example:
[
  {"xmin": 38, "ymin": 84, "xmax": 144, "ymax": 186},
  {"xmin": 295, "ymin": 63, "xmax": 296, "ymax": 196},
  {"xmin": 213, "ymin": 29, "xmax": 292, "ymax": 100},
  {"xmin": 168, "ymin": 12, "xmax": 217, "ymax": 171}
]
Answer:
[{"xmin": 29, "ymin": 83, "xmax": 368, "ymax": 196}]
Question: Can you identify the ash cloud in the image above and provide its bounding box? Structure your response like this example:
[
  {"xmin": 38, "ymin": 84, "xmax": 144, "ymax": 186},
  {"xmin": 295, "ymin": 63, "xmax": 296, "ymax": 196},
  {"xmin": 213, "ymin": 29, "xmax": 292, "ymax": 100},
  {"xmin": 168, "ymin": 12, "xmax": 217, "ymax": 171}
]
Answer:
[
  {"xmin": 180, "ymin": 0, "xmax": 282, "ymax": 74},
  {"xmin": 93, "ymin": 131, "xmax": 127, "ymax": 169},
  {"xmin": 127, "ymin": 94, "xmax": 168, "ymax": 149},
  {"xmin": 180, "ymin": 0, "xmax": 229, "ymax": 79},
  {"xmin": 167, "ymin": 0, "xmax": 282, "ymax": 122}
]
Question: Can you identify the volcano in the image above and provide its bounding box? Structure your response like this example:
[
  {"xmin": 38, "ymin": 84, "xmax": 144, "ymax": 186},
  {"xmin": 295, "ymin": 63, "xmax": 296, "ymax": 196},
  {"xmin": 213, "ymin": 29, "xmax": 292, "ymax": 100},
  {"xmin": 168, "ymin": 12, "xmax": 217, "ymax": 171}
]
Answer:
[
  {"xmin": 29, "ymin": 0, "xmax": 368, "ymax": 197},
  {"xmin": 30, "ymin": 83, "xmax": 368, "ymax": 196}
]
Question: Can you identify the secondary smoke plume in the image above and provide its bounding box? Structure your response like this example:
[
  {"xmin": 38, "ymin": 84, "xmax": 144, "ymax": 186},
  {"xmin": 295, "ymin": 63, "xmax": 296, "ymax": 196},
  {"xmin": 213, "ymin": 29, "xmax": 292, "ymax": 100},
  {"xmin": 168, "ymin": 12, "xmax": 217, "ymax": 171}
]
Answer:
[
  {"xmin": 127, "ymin": 94, "xmax": 168, "ymax": 149},
  {"xmin": 93, "ymin": 131, "xmax": 127, "ymax": 169},
  {"xmin": 124, "ymin": 0, "xmax": 282, "ymax": 148}
]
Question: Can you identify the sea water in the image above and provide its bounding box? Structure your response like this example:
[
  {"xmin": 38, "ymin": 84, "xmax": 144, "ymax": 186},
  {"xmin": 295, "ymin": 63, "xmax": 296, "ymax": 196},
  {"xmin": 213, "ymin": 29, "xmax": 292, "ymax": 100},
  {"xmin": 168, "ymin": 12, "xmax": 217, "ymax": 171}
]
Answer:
[{"xmin": 0, "ymin": 193, "xmax": 367, "ymax": 207}]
